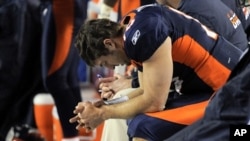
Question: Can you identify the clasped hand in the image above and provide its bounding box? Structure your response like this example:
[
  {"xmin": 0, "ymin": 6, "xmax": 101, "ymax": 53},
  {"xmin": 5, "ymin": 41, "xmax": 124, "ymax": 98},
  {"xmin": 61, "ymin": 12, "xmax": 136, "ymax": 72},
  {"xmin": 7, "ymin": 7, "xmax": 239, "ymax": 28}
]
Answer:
[
  {"xmin": 69, "ymin": 101, "xmax": 105, "ymax": 132},
  {"xmin": 69, "ymin": 74, "xmax": 132, "ymax": 131},
  {"xmin": 98, "ymin": 74, "xmax": 132, "ymax": 100}
]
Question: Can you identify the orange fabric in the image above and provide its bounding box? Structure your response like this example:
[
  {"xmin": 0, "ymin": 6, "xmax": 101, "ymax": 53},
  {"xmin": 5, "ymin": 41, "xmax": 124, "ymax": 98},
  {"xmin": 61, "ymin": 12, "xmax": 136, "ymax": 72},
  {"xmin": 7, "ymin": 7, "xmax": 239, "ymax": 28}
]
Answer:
[
  {"xmin": 172, "ymin": 35, "xmax": 230, "ymax": 91},
  {"xmin": 120, "ymin": 0, "xmax": 140, "ymax": 17},
  {"xmin": 131, "ymin": 60, "xmax": 142, "ymax": 68},
  {"xmin": 146, "ymin": 100, "xmax": 209, "ymax": 125},
  {"xmin": 93, "ymin": 123, "xmax": 104, "ymax": 141},
  {"xmin": 49, "ymin": 0, "xmax": 74, "ymax": 75},
  {"xmin": 34, "ymin": 104, "xmax": 54, "ymax": 141},
  {"xmin": 126, "ymin": 64, "xmax": 136, "ymax": 76},
  {"xmin": 112, "ymin": 0, "xmax": 141, "ymax": 17},
  {"xmin": 53, "ymin": 111, "xmax": 63, "ymax": 141},
  {"xmin": 113, "ymin": 1, "xmax": 119, "ymax": 12},
  {"xmin": 92, "ymin": 0, "xmax": 99, "ymax": 4}
]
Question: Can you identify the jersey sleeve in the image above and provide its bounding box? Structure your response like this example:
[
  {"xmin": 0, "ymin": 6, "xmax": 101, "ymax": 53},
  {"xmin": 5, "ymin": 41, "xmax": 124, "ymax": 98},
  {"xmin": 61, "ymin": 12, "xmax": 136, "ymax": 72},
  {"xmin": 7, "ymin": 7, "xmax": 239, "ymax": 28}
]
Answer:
[{"xmin": 124, "ymin": 12, "xmax": 170, "ymax": 62}]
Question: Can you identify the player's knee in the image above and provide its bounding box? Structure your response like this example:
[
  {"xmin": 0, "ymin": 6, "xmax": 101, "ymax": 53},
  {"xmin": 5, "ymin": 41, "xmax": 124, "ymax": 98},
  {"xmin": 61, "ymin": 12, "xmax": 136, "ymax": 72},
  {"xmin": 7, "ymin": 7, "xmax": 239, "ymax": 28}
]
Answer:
[{"xmin": 127, "ymin": 114, "xmax": 153, "ymax": 140}]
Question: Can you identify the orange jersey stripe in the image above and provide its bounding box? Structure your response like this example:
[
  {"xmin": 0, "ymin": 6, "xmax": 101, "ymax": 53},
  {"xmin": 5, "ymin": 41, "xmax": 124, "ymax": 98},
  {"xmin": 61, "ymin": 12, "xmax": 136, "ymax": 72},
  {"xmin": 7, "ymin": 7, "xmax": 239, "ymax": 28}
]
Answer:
[
  {"xmin": 49, "ymin": 0, "xmax": 74, "ymax": 75},
  {"xmin": 172, "ymin": 35, "xmax": 231, "ymax": 91},
  {"xmin": 131, "ymin": 60, "xmax": 142, "ymax": 67},
  {"xmin": 146, "ymin": 100, "xmax": 209, "ymax": 125}
]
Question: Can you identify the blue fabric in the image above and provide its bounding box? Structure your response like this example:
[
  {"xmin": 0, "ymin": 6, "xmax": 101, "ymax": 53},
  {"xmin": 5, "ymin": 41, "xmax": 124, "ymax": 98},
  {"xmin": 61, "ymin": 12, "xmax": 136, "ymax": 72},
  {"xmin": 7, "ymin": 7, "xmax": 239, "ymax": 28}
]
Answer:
[
  {"xmin": 165, "ymin": 48, "xmax": 250, "ymax": 141},
  {"xmin": 127, "ymin": 114, "xmax": 186, "ymax": 141},
  {"xmin": 78, "ymin": 59, "xmax": 88, "ymax": 82},
  {"xmin": 178, "ymin": 0, "xmax": 248, "ymax": 51}
]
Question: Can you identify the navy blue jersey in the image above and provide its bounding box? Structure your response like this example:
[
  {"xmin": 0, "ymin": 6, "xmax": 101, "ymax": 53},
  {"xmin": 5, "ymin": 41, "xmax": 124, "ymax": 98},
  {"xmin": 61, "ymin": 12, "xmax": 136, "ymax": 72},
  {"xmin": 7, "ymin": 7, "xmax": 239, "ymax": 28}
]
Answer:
[
  {"xmin": 122, "ymin": 4, "xmax": 243, "ymax": 95},
  {"xmin": 221, "ymin": 0, "xmax": 250, "ymax": 40},
  {"xmin": 178, "ymin": 0, "xmax": 248, "ymax": 51}
]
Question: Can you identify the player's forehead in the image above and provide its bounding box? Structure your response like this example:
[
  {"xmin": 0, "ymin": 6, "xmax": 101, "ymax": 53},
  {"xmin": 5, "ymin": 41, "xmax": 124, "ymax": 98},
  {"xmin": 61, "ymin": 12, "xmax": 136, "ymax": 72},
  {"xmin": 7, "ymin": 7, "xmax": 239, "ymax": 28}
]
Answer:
[{"xmin": 93, "ymin": 55, "xmax": 112, "ymax": 66}]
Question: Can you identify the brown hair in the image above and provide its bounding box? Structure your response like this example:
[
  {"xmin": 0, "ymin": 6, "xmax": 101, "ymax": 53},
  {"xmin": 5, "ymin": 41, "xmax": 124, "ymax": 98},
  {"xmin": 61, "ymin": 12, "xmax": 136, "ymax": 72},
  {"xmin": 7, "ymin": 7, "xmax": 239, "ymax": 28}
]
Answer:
[{"xmin": 75, "ymin": 19, "xmax": 125, "ymax": 66}]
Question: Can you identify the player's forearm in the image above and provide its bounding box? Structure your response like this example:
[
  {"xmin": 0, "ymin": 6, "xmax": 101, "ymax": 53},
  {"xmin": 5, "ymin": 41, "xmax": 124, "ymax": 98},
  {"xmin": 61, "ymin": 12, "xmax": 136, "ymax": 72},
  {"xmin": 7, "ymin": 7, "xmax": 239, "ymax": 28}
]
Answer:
[
  {"xmin": 100, "ymin": 88, "xmax": 162, "ymax": 120},
  {"xmin": 126, "ymin": 88, "xmax": 143, "ymax": 99}
]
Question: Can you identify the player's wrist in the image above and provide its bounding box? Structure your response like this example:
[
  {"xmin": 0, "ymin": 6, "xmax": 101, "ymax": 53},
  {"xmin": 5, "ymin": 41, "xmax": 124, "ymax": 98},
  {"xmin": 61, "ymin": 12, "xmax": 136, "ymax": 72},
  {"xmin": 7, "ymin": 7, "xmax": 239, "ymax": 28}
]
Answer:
[{"xmin": 100, "ymin": 105, "xmax": 111, "ymax": 120}]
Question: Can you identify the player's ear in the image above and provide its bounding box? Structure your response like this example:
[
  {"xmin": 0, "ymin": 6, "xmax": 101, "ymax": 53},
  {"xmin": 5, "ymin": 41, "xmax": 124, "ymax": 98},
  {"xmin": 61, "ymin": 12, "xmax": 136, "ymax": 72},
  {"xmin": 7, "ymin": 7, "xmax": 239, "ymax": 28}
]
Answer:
[{"xmin": 103, "ymin": 38, "xmax": 115, "ymax": 49}]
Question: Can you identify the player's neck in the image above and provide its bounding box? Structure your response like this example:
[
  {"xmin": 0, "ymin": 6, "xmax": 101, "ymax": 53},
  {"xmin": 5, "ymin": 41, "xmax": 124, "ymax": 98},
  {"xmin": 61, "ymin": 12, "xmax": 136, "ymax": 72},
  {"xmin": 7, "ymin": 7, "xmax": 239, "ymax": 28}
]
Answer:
[{"xmin": 165, "ymin": 0, "xmax": 181, "ymax": 9}]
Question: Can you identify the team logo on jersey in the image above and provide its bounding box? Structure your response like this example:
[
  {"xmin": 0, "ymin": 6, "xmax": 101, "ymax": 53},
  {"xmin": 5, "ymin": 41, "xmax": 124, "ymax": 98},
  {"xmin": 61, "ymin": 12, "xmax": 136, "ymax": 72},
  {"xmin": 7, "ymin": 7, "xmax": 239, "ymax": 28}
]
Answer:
[
  {"xmin": 242, "ymin": 7, "xmax": 250, "ymax": 20},
  {"xmin": 227, "ymin": 10, "xmax": 241, "ymax": 29},
  {"xmin": 131, "ymin": 30, "xmax": 140, "ymax": 45},
  {"xmin": 169, "ymin": 77, "xmax": 183, "ymax": 95}
]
